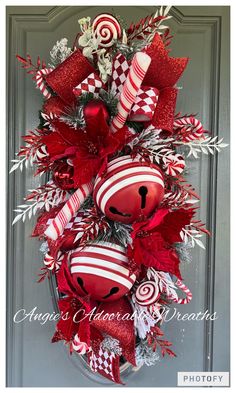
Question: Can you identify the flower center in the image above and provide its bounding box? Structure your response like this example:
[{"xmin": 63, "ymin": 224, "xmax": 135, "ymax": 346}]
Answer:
[{"xmin": 87, "ymin": 141, "xmax": 98, "ymax": 155}]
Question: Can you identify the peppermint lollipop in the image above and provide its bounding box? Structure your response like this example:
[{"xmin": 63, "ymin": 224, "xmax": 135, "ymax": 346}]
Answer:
[
  {"xmin": 72, "ymin": 334, "xmax": 91, "ymax": 355},
  {"xmin": 43, "ymin": 252, "xmax": 63, "ymax": 271},
  {"xmin": 163, "ymin": 154, "xmax": 185, "ymax": 176},
  {"xmin": 135, "ymin": 280, "xmax": 159, "ymax": 306},
  {"xmin": 92, "ymin": 13, "xmax": 122, "ymax": 47}
]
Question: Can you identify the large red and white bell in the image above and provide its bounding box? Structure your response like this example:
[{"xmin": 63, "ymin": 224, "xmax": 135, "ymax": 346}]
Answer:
[
  {"xmin": 70, "ymin": 241, "xmax": 136, "ymax": 302},
  {"xmin": 93, "ymin": 155, "xmax": 164, "ymax": 224}
]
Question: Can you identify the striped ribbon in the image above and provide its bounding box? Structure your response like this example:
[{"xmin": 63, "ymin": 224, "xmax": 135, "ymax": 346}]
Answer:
[
  {"xmin": 169, "ymin": 279, "xmax": 193, "ymax": 304},
  {"xmin": 35, "ymin": 68, "xmax": 53, "ymax": 99},
  {"xmin": 44, "ymin": 181, "xmax": 94, "ymax": 240},
  {"xmin": 110, "ymin": 52, "xmax": 151, "ymax": 133}
]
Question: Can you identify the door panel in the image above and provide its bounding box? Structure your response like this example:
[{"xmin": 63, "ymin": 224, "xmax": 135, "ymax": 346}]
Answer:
[{"xmin": 6, "ymin": 6, "xmax": 230, "ymax": 387}]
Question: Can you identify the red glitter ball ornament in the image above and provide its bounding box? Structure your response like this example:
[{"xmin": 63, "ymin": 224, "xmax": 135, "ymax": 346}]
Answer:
[
  {"xmin": 93, "ymin": 155, "xmax": 165, "ymax": 224},
  {"xmin": 83, "ymin": 99, "xmax": 109, "ymax": 124},
  {"xmin": 42, "ymin": 96, "xmax": 67, "ymax": 117},
  {"xmin": 70, "ymin": 241, "xmax": 136, "ymax": 302},
  {"xmin": 52, "ymin": 162, "xmax": 75, "ymax": 190}
]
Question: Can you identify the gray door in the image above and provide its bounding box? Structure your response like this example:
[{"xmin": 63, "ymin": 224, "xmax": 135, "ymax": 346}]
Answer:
[{"xmin": 6, "ymin": 6, "xmax": 230, "ymax": 387}]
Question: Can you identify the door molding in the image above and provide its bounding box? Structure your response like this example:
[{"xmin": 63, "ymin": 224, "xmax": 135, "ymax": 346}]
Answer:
[{"xmin": 6, "ymin": 6, "xmax": 230, "ymax": 386}]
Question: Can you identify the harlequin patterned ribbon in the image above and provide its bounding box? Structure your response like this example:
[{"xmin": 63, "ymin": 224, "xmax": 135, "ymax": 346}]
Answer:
[
  {"xmin": 110, "ymin": 52, "xmax": 151, "ymax": 132},
  {"xmin": 44, "ymin": 181, "xmax": 93, "ymax": 240},
  {"xmin": 35, "ymin": 68, "xmax": 53, "ymax": 99},
  {"xmin": 73, "ymin": 72, "xmax": 106, "ymax": 96},
  {"xmin": 88, "ymin": 348, "xmax": 117, "ymax": 382},
  {"xmin": 128, "ymin": 86, "xmax": 159, "ymax": 122},
  {"xmin": 111, "ymin": 53, "xmax": 130, "ymax": 96}
]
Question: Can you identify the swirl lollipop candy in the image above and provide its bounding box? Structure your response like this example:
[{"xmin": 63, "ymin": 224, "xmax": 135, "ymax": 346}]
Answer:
[
  {"xmin": 92, "ymin": 13, "xmax": 122, "ymax": 47},
  {"xmin": 72, "ymin": 334, "xmax": 91, "ymax": 355},
  {"xmin": 135, "ymin": 280, "xmax": 160, "ymax": 306}
]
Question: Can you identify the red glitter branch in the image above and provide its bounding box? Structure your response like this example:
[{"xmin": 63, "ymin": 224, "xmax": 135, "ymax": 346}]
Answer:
[{"xmin": 16, "ymin": 54, "xmax": 47, "ymax": 79}]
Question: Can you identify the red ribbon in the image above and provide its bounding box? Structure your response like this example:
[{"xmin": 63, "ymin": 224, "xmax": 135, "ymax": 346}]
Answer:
[
  {"xmin": 91, "ymin": 297, "xmax": 136, "ymax": 366},
  {"xmin": 144, "ymin": 33, "xmax": 189, "ymax": 132},
  {"xmin": 45, "ymin": 49, "xmax": 94, "ymax": 105}
]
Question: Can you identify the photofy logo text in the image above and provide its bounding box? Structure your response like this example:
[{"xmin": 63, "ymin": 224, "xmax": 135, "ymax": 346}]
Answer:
[{"xmin": 178, "ymin": 372, "xmax": 229, "ymax": 387}]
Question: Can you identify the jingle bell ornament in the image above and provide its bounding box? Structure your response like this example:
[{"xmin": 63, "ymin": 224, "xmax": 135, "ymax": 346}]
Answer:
[
  {"xmin": 70, "ymin": 241, "xmax": 136, "ymax": 302},
  {"xmin": 52, "ymin": 161, "xmax": 75, "ymax": 190},
  {"xmin": 93, "ymin": 155, "xmax": 164, "ymax": 224}
]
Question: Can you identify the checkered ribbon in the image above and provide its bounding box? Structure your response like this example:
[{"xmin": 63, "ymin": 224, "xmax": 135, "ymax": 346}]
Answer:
[
  {"xmin": 129, "ymin": 86, "xmax": 159, "ymax": 122},
  {"xmin": 89, "ymin": 349, "xmax": 115, "ymax": 380},
  {"xmin": 111, "ymin": 53, "xmax": 130, "ymax": 97},
  {"xmin": 73, "ymin": 72, "xmax": 106, "ymax": 97},
  {"xmin": 110, "ymin": 54, "xmax": 158, "ymax": 124}
]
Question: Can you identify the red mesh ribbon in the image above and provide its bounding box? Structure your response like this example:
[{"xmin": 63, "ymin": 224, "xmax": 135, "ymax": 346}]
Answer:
[
  {"xmin": 45, "ymin": 49, "xmax": 94, "ymax": 104},
  {"xmin": 143, "ymin": 33, "xmax": 189, "ymax": 132},
  {"xmin": 88, "ymin": 327, "xmax": 122, "ymax": 384},
  {"xmin": 91, "ymin": 297, "xmax": 136, "ymax": 366}
]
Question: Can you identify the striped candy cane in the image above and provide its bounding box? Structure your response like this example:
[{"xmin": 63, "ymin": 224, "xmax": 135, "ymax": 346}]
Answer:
[
  {"xmin": 110, "ymin": 52, "xmax": 151, "ymax": 133},
  {"xmin": 173, "ymin": 117, "xmax": 204, "ymax": 142},
  {"xmin": 35, "ymin": 68, "xmax": 53, "ymax": 99},
  {"xmin": 44, "ymin": 181, "xmax": 94, "ymax": 240},
  {"xmin": 168, "ymin": 279, "xmax": 192, "ymax": 304}
]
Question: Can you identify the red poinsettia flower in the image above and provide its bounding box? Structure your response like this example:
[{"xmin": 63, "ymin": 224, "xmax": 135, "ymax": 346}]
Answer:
[
  {"xmin": 128, "ymin": 208, "xmax": 195, "ymax": 279},
  {"xmin": 41, "ymin": 109, "xmax": 130, "ymax": 187}
]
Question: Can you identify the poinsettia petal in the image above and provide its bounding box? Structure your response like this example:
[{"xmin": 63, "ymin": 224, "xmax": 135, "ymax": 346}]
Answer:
[
  {"xmin": 72, "ymin": 154, "xmax": 101, "ymax": 186},
  {"xmin": 158, "ymin": 208, "xmax": 195, "ymax": 244}
]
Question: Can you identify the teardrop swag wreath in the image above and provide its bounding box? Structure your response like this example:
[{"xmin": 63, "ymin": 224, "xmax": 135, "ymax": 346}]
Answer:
[{"xmin": 11, "ymin": 7, "xmax": 227, "ymax": 384}]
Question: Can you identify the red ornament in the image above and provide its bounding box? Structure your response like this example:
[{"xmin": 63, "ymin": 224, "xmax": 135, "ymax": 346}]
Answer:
[
  {"xmin": 83, "ymin": 99, "xmax": 109, "ymax": 124},
  {"xmin": 42, "ymin": 96, "xmax": 67, "ymax": 117},
  {"xmin": 93, "ymin": 155, "xmax": 165, "ymax": 224},
  {"xmin": 52, "ymin": 162, "xmax": 75, "ymax": 190},
  {"xmin": 70, "ymin": 241, "xmax": 136, "ymax": 302},
  {"xmin": 59, "ymin": 231, "xmax": 81, "ymax": 252}
]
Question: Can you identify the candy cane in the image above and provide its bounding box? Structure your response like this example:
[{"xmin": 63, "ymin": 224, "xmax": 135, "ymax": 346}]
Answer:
[
  {"xmin": 110, "ymin": 52, "xmax": 151, "ymax": 133},
  {"xmin": 44, "ymin": 182, "xmax": 93, "ymax": 240},
  {"xmin": 173, "ymin": 117, "xmax": 204, "ymax": 142},
  {"xmin": 168, "ymin": 279, "xmax": 192, "ymax": 304},
  {"xmin": 35, "ymin": 68, "xmax": 53, "ymax": 99}
]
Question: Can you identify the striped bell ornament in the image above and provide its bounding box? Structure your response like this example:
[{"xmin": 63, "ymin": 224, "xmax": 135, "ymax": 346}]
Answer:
[
  {"xmin": 70, "ymin": 241, "xmax": 136, "ymax": 302},
  {"xmin": 93, "ymin": 155, "xmax": 165, "ymax": 224}
]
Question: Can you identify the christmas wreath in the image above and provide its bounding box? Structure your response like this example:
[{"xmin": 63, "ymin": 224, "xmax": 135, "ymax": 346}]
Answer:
[{"xmin": 11, "ymin": 7, "xmax": 227, "ymax": 384}]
